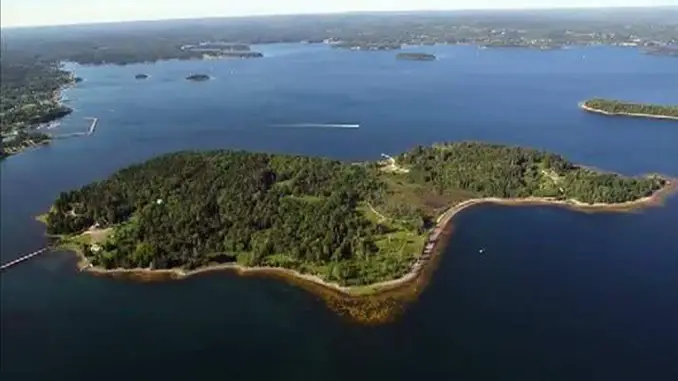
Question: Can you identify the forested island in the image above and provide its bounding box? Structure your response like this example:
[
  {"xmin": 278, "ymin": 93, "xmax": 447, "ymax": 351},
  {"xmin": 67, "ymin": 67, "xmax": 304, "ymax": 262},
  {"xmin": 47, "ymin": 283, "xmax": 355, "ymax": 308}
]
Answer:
[
  {"xmin": 182, "ymin": 42, "xmax": 263, "ymax": 59},
  {"xmin": 396, "ymin": 53, "xmax": 437, "ymax": 61},
  {"xmin": 203, "ymin": 52, "xmax": 264, "ymax": 59},
  {"xmin": 581, "ymin": 98, "xmax": 678, "ymax": 120},
  {"xmin": 44, "ymin": 142, "xmax": 668, "ymax": 292},
  {"xmin": 186, "ymin": 74, "xmax": 211, "ymax": 81}
]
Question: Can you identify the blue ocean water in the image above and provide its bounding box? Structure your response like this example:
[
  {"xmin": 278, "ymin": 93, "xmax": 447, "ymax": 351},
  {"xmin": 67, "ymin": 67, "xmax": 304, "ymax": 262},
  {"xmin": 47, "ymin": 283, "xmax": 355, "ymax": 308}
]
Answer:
[{"xmin": 1, "ymin": 43, "xmax": 677, "ymax": 380}]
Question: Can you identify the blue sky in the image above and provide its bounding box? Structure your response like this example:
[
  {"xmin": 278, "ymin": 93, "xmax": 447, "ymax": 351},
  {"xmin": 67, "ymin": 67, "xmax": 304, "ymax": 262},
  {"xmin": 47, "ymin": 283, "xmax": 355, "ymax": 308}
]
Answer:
[{"xmin": 2, "ymin": 0, "xmax": 676, "ymax": 28}]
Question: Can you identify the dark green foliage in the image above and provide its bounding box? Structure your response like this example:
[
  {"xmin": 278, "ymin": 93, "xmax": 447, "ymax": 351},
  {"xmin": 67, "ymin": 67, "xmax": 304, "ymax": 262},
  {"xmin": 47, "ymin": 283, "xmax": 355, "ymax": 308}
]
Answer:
[
  {"xmin": 399, "ymin": 142, "xmax": 665, "ymax": 203},
  {"xmin": 46, "ymin": 151, "xmax": 384, "ymax": 281},
  {"xmin": 585, "ymin": 98, "xmax": 678, "ymax": 118},
  {"xmin": 559, "ymin": 170, "xmax": 664, "ymax": 204},
  {"xmin": 45, "ymin": 143, "xmax": 666, "ymax": 285}
]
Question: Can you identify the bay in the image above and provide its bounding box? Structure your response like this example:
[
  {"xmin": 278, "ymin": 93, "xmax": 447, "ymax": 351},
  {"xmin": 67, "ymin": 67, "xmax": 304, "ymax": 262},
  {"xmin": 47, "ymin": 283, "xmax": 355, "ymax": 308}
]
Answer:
[{"xmin": 1, "ymin": 43, "xmax": 677, "ymax": 381}]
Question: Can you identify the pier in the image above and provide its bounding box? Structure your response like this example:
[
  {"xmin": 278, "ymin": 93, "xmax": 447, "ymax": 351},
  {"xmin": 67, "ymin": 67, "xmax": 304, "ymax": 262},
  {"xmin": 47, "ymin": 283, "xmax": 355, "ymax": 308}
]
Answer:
[
  {"xmin": 0, "ymin": 248, "xmax": 50, "ymax": 271},
  {"xmin": 86, "ymin": 117, "xmax": 98, "ymax": 135},
  {"xmin": 52, "ymin": 117, "xmax": 98, "ymax": 139}
]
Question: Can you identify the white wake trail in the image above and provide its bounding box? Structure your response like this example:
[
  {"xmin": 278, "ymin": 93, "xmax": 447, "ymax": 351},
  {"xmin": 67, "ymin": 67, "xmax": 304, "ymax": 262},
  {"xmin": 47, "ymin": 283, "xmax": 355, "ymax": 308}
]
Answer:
[{"xmin": 271, "ymin": 123, "xmax": 360, "ymax": 129}]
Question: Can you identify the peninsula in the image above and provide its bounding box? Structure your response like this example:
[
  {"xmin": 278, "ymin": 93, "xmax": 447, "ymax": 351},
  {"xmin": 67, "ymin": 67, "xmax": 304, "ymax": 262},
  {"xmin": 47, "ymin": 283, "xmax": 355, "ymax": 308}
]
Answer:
[
  {"xmin": 1, "ymin": 131, "xmax": 51, "ymax": 159},
  {"xmin": 396, "ymin": 53, "xmax": 437, "ymax": 61},
  {"xmin": 186, "ymin": 74, "xmax": 211, "ymax": 82},
  {"xmin": 0, "ymin": 66, "xmax": 75, "ymax": 158},
  {"xmin": 581, "ymin": 98, "xmax": 678, "ymax": 121},
  {"xmin": 41, "ymin": 142, "xmax": 672, "ymax": 322}
]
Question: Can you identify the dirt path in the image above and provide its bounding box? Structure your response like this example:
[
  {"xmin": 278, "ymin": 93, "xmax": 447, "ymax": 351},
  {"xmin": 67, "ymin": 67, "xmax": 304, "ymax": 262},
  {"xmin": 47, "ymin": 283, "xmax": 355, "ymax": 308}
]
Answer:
[
  {"xmin": 82, "ymin": 227, "xmax": 112, "ymax": 243},
  {"xmin": 367, "ymin": 202, "xmax": 387, "ymax": 222}
]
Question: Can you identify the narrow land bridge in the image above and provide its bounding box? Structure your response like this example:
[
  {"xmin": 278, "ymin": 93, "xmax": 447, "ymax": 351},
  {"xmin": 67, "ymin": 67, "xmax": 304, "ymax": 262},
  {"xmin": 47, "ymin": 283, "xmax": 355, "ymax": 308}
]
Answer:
[{"xmin": 0, "ymin": 248, "xmax": 50, "ymax": 271}]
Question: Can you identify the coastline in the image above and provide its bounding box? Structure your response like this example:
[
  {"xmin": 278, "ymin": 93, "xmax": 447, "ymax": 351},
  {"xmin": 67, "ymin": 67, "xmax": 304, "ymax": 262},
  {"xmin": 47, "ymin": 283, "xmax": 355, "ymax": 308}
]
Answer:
[
  {"xmin": 579, "ymin": 102, "xmax": 678, "ymax": 121},
  {"xmin": 56, "ymin": 178, "xmax": 676, "ymax": 298},
  {"xmin": 2, "ymin": 72, "xmax": 78, "ymax": 159}
]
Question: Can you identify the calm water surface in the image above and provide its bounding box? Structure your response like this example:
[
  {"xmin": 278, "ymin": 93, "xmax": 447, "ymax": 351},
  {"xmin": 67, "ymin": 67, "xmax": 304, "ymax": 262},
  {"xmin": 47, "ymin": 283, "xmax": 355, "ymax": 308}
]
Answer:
[{"xmin": 2, "ymin": 44, "xmax": 677, "ymax": 380}]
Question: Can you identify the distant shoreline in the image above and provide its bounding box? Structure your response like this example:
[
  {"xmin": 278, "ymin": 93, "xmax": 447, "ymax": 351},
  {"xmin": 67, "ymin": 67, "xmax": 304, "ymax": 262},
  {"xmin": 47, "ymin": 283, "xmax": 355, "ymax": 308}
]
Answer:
[
  {"xmin": 579, "ymin": 102, "xmax": 678, "ymax": 121},
  {"xmin": 2, "ymin": 73, "xmax": 78, "ymax": 159},
  {"xmin": 49, "ymin": 177, "xmax": 676, "ymax": 301}
]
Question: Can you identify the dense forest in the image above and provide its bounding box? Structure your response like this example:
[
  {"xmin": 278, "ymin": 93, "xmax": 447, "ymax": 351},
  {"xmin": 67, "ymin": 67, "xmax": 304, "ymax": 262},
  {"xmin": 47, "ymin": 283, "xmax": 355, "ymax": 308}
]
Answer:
[
  {"xmin": 47, "ymin": 151, "xmax": 396, "ymax": 286},
  {"xmin": 398, "ymin": 142, "xmax": 665, "ymax": 204},
  {"xmin": 583, "ymin": 98, "xmax": 678, "ymax": 118},
  {"xmin": 45, "ymin": 143, "xmax": 666, "ymax": 286}
]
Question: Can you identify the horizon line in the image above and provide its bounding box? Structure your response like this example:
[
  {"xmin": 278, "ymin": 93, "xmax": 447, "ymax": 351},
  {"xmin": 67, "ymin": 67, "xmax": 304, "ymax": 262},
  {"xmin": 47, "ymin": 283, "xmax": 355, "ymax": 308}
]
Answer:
[{"xmin": 2, "ymin": 5, "xmax": 676, "ymax": 30}]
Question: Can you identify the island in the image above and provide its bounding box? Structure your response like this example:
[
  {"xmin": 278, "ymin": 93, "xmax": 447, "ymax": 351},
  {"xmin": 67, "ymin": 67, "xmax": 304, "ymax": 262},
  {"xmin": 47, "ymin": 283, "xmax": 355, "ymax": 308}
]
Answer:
[
  {"xmin": 181, "ymin": 42, "xmax": 263, "ymax": 59},
  {"xmin": 331, "ymin": 42, "xmax": 402, "ymax": 51},
  {"xmin": 581, "ymin": 98, "xmax": 678, "ymax": 121},
  {"xmin": 135, "ymin": 74, "xmax": 149, "ymax": 79},
  {"xmin": 186, "ymin": 74, "xmax": 211, "ymax": 82},
  {"xmin": 40, "ymin": 142, "xmax": 673, "ymax": 323},
  {"xmin": 396, "ymin": 53, "xmax": 437, "ymax": 61},
  {"xmin": 202, "ymin": 51, "xmax": 264, "ymax": 59}
]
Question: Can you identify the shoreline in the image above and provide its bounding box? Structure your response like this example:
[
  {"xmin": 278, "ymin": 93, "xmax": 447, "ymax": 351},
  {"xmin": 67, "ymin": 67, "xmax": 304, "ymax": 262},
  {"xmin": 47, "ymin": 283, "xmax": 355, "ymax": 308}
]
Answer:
[
  {"xmin": 2, "ymin": 74, "xmax": 78, "ymax": 158},
  {"xmin": 63, "ymin": 177, "xmax": 676, "ymax": 296},
  {"xmin": 26, "ymin": 176, "xmax": 677, "ymax": 323},
  {"xmin": 579, "ymin": 102, "xmax": 678, "ymax": 121}
]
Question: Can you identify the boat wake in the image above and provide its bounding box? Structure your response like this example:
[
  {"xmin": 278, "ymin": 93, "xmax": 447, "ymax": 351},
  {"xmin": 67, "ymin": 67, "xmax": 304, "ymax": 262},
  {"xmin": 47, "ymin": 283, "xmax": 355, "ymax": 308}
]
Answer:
[{"xmin": 271, "ymin": 123, "xmax": 360, "ymax": 129}]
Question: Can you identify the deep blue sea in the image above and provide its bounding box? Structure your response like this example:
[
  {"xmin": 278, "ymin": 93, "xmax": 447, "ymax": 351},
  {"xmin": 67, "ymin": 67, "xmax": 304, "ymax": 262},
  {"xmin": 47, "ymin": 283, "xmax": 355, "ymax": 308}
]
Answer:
[{"xmin": 1, "ymin": 43, "xmax": 678, "ymax": 381}]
